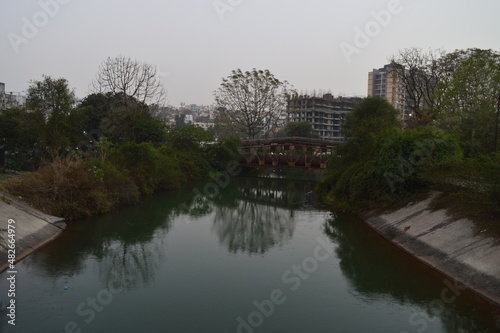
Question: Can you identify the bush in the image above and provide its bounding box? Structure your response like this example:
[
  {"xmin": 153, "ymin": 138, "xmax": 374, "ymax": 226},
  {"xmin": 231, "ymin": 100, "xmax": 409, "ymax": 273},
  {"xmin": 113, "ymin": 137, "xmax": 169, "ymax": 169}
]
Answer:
[
  {"xmin": 112, "ymin": 142, "xmax": 190, "ymax": 195},
  {"xmin": 205, "ymin": 137, "xmax": 241, "ymax": 171},
  {"xmin": 320, "ymin": 127, "xmax": 463, "ymax": 210},
  {"xmin": 3, "ymin": 157, "xmax": 114, "ymax": 220},
  {"xmin": 174, "ymin": 148, "xmax": 212, "ymax": 181},
  {"xmin": 86, "ymin": 159, "xmax": 140, "ymax": 206}
]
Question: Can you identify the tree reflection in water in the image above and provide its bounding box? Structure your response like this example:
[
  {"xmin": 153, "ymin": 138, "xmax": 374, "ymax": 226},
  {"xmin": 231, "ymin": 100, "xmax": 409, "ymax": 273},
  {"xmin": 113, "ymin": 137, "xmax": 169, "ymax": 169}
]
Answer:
[
  {"xmin": 323, "ymin": 213, "xmax": 500, "ymax": 333},
  {"xmin": 23, "ymin": 175, "xmax": 317, "ymax": 289},
  {"xmin": 27, "ymin": 192, "xmax": 179, "ymax": 289},
  {"xmin": 212, "ymin": 177, "xmax": 316, "ymax": 255}
]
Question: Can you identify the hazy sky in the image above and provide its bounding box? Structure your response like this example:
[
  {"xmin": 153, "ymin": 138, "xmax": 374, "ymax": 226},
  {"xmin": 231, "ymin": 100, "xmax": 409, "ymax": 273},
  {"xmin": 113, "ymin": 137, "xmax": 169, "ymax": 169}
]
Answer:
[{"xmin": 1, "ymin": 0, "xmax": 499, "ymax": 106}]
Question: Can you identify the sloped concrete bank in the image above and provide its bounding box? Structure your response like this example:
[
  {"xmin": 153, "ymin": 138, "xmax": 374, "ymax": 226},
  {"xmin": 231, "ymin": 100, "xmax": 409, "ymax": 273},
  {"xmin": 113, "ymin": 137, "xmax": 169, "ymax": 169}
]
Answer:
[
  {"xmin": 365, "ymin": 192, "xmax": 500, "ymax": 306},
  {"xmin": 0, "ymin": 192, "xmax": 65, "ymax": 272}
]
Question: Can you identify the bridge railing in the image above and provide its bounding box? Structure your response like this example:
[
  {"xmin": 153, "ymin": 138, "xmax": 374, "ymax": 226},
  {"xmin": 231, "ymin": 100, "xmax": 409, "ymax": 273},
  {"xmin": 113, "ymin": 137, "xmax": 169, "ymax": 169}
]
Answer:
[
  {"xmin": 239, "ymin": 137, "xmax": 343, "ymax": 170},
  {"xmin": 240, "ymin": 137, "xmax": 343, "ymax": 148}
]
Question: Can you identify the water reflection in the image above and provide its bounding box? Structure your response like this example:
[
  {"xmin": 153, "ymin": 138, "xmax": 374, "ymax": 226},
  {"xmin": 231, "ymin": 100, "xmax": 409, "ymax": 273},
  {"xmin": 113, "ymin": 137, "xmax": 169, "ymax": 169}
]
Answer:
[
  {"xmin": 324, "ymin": 213, "xmax": 500, "ymax": 333},
  {"xmin": 211, "ymin": 177, "xmax": 315, "ymax": 254},
  {"xmin": 213, "ymin": 200, "xmax": 295, "ymax": 254},
  {"xmin": 172, "ymin": 176, "xmax": 315, "ymax": 255},
  {"xmin": 25, "ymin": 176, "xmax": 316, "ymax": 287},
  {"xmin": 27, "ymin": 192, "xmax": 180, "ymax": 288}
]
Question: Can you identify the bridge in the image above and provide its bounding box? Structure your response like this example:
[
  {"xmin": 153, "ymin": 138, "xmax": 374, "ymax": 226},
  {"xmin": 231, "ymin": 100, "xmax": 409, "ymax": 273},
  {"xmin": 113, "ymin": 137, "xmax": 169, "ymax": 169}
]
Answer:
[{"xmin": 239, "ymin": 137, "xmax": 343, "ymax": 170}]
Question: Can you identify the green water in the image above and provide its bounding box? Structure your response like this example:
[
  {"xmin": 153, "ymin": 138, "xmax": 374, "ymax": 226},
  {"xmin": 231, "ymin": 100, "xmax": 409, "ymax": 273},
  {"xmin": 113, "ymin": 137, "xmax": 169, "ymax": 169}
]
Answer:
[{"xmin": 0, "ymin": 174, "xmax": 499, "ymax": 332}]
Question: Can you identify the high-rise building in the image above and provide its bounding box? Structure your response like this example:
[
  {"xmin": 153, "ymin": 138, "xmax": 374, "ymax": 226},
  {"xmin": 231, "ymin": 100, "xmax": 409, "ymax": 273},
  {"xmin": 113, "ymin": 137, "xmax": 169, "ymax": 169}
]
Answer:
[
  {"xmin": 287, "ymin": 93, "xmax": 362, "ymax": 141},
  {"xmin": 368, "ymin": 63, "xmax": 409, "ymax": 124}
]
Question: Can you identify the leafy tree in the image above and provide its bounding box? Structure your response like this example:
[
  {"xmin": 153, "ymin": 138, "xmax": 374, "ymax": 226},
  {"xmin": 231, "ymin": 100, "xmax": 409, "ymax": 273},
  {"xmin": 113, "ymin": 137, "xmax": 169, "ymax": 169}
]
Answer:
[
  {"xmin": 284, "ymin": 121, "xmax": 320, "ymax": 138},
  {"xmin": 318, "ymin": 97, "xmax": 400, "ymax": 201},
  {"xmin": 79, "ymin": 92, "xmax": 167, "ymax": 146},
  {"xmin": 432, "ymin": 48, "xmax": 500, "ymax": 155},
  {"xmin": 342, "ymin": 96, "xmax": 400, "ymax": 142},
  {"xmin": 91, "ymin": 55, "xmax": 166, "ymax": 106},
  {"xmin": 214, "ymin": 68, "xmax": 295, "ymax": 139},
  {"xmin": 26, "ymin": 75, "xmax": 77, "ymax": 119},
  {"xmin": 26, "ymin": 76, "xmax": 86, "ymax": 155}
]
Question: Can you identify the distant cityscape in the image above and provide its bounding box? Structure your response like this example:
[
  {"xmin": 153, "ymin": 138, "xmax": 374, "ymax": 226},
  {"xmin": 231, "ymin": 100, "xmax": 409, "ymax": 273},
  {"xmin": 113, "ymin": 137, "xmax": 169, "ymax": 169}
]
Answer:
[{"xmin": 0, "ymin": 62, "xmax": 410, "ymax": 141}]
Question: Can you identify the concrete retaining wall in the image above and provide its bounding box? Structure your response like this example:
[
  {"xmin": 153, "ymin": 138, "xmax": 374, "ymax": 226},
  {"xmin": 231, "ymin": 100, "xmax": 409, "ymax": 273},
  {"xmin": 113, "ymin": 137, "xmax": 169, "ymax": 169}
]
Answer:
[
  {"xmin": 0, "ymin": 192, "xmax": 65, "ymax": 272},
  {"xmin": 365, "ymin": 192, "xmax": 500, "ymax": 306}
]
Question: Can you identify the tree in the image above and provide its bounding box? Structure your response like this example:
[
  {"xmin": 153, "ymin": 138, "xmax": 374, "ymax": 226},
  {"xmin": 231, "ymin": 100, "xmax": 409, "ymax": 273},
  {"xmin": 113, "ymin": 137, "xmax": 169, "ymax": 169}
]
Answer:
[
  {"xmin": 389, "ymin": 48, "xmax": 447, "ymax": 125},
  {"xmin": 342, "ymin": 96, "xmax": 400, "ymax": 141},
  {"xmin": 214, "ymin": 68, "xmax": 294, "ymax": 139},
  {"xmin": 327, "ymin": 97, "xmax": 401, "ymax": 169},
  {"xmin": 27, "ymin": 75, "xmax": 77, "ymax": 119},
  {"xmin": 284, "ymin": 121, "xmax": 320, "ymax": 138},
  {"xmin": 26, "ymin": 76, "xmax": 86, "ymax": 154},
  {"xmin": 91, "ymin": 55, "xmax": 166, "ymax": 106},
  {"xmin": 79, "ymin": 92, "xmax": 167, "ymax": 146},
  {"xmin": 432, "ymin": 48, "xmax": 500, "ymax": 154}
]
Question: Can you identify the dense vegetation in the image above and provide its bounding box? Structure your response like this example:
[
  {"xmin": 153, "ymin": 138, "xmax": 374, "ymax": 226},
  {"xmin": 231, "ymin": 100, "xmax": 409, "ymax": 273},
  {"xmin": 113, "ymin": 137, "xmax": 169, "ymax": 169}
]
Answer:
[
  {"xmin": 319, "ymin": 48, "xmax": 500, "ymax": 225},
  {"xmin": 0, "ymin": 76, "xmax": 240, "ymax": 220},
  {"xmin": 318, "ymin": 96, "xmax": 499, "ymax": 231}
]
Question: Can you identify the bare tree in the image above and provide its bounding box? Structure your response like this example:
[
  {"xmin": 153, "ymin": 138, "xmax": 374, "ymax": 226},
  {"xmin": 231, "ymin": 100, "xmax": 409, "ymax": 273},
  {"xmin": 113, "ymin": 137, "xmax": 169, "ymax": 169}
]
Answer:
[
  {"xmin": 214, "ymin": 68, "xmax": 295, "ymax": 139},
  {"xmin": 91, "ymin": 55, "xmax": 166, "ymax": 106},
  {"xmin": 389, "ymin": 48, "xmax": 447, "ymax": 125}
]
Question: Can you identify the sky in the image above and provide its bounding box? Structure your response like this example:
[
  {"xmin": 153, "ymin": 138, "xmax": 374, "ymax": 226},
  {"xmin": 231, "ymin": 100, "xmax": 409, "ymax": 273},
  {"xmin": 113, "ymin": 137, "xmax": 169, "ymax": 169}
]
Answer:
[{"xmin": 1, "ymin": 0, "xmax": 499, "ymax": 107}]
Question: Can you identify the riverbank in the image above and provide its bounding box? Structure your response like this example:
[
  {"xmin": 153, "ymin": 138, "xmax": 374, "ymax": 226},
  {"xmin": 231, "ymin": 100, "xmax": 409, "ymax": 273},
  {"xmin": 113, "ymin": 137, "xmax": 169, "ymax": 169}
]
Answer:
[
  {"xmin": 0, "ymin": 192, "xmax": 65, "ymax": 272},
  {"xmin": 363, "ymin": 192, "xmax": 500, "ymax": 306}
]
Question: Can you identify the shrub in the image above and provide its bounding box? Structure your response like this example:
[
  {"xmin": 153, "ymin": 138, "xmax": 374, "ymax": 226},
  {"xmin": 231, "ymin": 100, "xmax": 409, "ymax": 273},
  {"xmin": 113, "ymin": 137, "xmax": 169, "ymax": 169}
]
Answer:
[
  {"xmin": 3, "ymin": 156, "xmax": 113, "ymax": 220},
  {"xmin": 86, "ymin": 159, "xmax": 140, "ymax": 206},
  {"xmin": 112, "ymin": 142, "xmax": 188, "ymax": 195},
  {"xmin": 320, "ymin": 127, "xmax": 463, "ymax": 210},
  {"xmin": 112, "ymin": 142, "xmax": 163, "ymax": 195},
  {"xmin": 205, "ymin": 137, "xmax": 241, "ymax": 171}
]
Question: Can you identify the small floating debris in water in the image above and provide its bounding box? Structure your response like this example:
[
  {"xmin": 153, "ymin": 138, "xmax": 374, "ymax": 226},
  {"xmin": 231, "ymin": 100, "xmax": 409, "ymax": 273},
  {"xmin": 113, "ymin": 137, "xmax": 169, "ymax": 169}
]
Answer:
[{"xmin": 64, "ymin": 286, "xmax": 72, "ymax": 290}]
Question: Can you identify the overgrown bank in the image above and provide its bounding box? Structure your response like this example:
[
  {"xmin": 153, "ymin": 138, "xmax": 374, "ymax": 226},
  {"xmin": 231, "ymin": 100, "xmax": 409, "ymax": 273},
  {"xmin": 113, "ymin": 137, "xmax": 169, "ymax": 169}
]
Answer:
[
  {"xmin": 1, "ymin": 132, "xmax": 241, "ymax": 221},
  {"xmin": 317, "ymin": 97, "xmax": 500, "ymax": 236},
  {"xmin": 0, "ymin": 76, "xmax": 242, "ymax": 221}
]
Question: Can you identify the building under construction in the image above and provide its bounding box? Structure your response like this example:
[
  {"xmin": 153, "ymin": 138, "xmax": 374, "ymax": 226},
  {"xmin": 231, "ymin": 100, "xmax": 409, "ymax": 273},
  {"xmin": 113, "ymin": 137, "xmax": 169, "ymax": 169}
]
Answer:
[{"xmin": 287, "ymin": 93, "xmax": 362, "ymax": 141}]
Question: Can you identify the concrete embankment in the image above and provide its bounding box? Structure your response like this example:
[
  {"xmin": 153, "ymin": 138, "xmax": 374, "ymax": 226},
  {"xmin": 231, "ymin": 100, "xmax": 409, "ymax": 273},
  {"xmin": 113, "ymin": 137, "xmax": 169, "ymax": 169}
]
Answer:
[
  {"xmin": 365, "ymin": 192, "xmax": 500, "ymax": 306},
  {"xmin": 0, "ymin": 192, "xmax": 65, "ymax": 272}
]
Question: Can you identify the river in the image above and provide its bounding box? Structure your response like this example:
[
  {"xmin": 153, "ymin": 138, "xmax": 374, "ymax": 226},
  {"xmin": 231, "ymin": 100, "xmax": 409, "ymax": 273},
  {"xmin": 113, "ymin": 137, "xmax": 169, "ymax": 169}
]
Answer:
[{"xmin": 0, "ymin": 172, "xmax": 499, "ymax": 332}]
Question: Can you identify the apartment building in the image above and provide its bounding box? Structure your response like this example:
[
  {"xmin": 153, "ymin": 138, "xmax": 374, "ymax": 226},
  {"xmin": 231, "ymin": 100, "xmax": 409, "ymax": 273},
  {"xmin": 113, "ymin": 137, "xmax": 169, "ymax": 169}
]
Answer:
[
  {"xmin": 287, "ymin": 93, "xmax": 362, "ymax": 141},
  {"xmin": 368, "ymin": 63, "xmax": 410, "ymax": 124}
]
